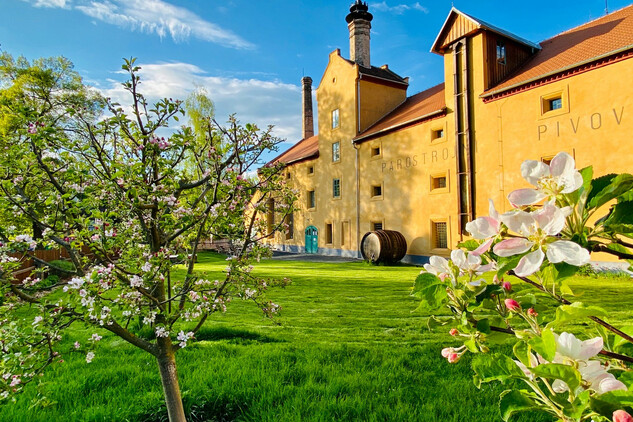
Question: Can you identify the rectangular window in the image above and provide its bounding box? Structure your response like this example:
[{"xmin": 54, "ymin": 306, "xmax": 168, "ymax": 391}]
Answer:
[
  {"xmin": 308, "ymin": 166, "xmax": 314, "ymax": 175},
  {"xmin": 372, "ymin": 222, "xmax": 383, "ymax": 231},
  {"xmin": 371, "ymin": 146, "xmax": 381, "ymax": 157},
  {"xmin": 433, "ymin": 222, "xmax": 448, "ymax": 249},
  {"xmin": 372, "ymin": 184, "xmax": 382, "ymax": 198},
  {"xmin": 431, "ymin": 175, "xmax": 447, "ymax": 190},
  {"xmin": 285, "ymin": 213, "xmax": 294, "ymax": 240},
  {"xmin": 341, "ymin": 221, "xmax": 349, "ymax": 246},
  {"xmin": 332, "ymin": 142, "xmax": 340, "ymax": 162},
  {"xmin": 307, "ymin": 190, "xmax": 316, "ymax": 209},
  {"xmin": 325, "ymin": 223, "xmax": 333, "ymax": 244},
  {"xmin": 286, "ymin": 172, "xmax": 291, "ymax": 179},
  {"xmin": 432, "ymin": 129, "xmax": 444, "ymax": 140},
  {"xmin": 332, "ymin": 178, "xmax": 341, "ymax": 198},
  {"xmin": 496, "ymin": 41, "xmax": 506, "ymax": 65},
  {"xmin": 332, "ymin": 109, "xmax": 339, "ymax": 129}
]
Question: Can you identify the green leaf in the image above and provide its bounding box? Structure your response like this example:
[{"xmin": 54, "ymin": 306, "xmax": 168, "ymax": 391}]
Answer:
[
  {"xmin": 528, "ymin": 329, "xmax": 556, "ymax": 362},
  {"xmin": 499, "ymin": 390, "xmax": 539, "ymax": 421},
  {"xmin": 464, "ymin": 337, "xmax": 478, "ymax": 353},
  {"xmin": 618, "ymin": 370, "xmax": 633, "ymax": 389},
  {"xmin": 548, "ymin": 302, "xmax": 609, "ymax": 328},
  {"xmin": 476, "ymin": 318, "xmax": 491, "ymax": 334},
  {"xmin": 531, "ymin": 363, "xmax": 582, "ymax": 392},
  {"xmin": 589, "ymin": 390, "xmax": 633, "ymax": 417},
  {"xmin": 472, "ymin": 353, "xmax": 524, "ymax": 388},
  {"xmin": 512, "ymin": 341, "xmax": 531, "ymax": 368},
  {"xmin": 496, "ymin": 256, "xmax": 522, "ymax": 279},
  {"xmin": 457, "ymin": 239, "xmax": 480, "ymax": 251},
  {"xmin": 604, "ymin": 201, "xmax": 633, "ymax": 227},
  {"xmin": 412, "ymin": 273, "xmax": 448, "ymax": 310},
  {"xmin": 587, "ymin": 174, "xmax": 633, "ymax": 210},
  {"xmin": 475, "ymin": 284, "xmax": 504, "ymax": 304}
]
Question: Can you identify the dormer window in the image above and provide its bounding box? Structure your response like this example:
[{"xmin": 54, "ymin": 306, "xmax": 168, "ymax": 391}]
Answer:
[{"xmin": 496, "ymin": 41, "xmax": 506, "ymax": 65}]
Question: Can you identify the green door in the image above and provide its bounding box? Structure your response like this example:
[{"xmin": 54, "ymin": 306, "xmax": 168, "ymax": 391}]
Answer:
[{"xmin": 305, "ymin": 226, "xmax": 318, "ymax": 254}]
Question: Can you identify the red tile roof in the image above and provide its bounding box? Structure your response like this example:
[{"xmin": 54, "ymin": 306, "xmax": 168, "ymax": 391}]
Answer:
[
  {"xmin": 484, "ymin": 4, "xmax": 633, "ymax": 98},
  {"xmin": 354, "ymin": 83, "xmax": 446, "ymax": 143},
  {"xmin": 268, "ymin": 135, "xmax": 319, "ymax": 166}
]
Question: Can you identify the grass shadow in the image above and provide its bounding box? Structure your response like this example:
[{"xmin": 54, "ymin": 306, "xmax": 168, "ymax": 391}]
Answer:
[{"xmin": 194, "ymin": 326, "xmax": 284, "ymax": 344}]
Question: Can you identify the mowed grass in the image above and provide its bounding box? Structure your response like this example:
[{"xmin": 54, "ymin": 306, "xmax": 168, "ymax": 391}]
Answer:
[{"xmin": 1, "ymin": 253, "xmax": 631, "ymax": 422}]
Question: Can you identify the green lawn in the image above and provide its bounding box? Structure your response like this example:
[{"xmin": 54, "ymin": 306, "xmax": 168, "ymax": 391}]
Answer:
[{"xmin": 1, "ymin": 253, "xmax": 631, "ymax": 421}]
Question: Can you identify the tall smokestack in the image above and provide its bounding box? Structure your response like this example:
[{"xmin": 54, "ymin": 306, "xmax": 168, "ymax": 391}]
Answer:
[
  {"xmin": 301, "ymin": 76, "xmax": 314, "ymax": 139},
  {"xmin": 346, "ymin": 1, "xmax": 373, "ymax": 68}
]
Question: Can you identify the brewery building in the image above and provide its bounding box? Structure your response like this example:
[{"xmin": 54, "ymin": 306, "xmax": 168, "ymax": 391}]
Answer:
[{"xmin": 265, "ymin": 1, "xmax": 633, "ymax": 264}]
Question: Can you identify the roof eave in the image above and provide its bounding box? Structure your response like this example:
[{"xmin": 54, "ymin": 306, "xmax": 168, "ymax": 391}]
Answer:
[
  {"xmin": 353, "ymin": 108, "xmax": 447, "ymax": 143},
  {"xmin": 481, "ymin": 43, "xmax": 633, "ymax": 98}
]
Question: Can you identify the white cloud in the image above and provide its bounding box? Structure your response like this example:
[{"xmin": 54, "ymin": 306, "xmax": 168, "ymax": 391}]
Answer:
[
  {"xmin": 22, "ymin": 0, "xmax": 253, "ymax": 49},
  {"xmin": 370, "ymin": 2, "xmax": 429, "ymax": 14},
  {"xmin": 22, "ymin": 0, "xmax": 69, "ymax": 8},
  {"xmin": 97, "ymin": 61, "xmax": 302, "ymax": 143}
]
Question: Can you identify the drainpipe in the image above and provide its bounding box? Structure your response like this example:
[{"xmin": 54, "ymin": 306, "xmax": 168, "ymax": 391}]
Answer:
[
  {"xmin": 354, "ymin": 74, "xmax": 362, "ymax": 258},
  {"xmin": 354, "ymin": 140, "xmax": 361, "ymax": 259}
]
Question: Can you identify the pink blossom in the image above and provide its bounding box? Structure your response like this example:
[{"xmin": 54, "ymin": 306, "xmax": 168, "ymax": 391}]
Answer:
[
  {"xmin": 504, "ymin": 299, "xmax": 521, "ymax": 312},
  {"xmin": 507, "ymin": 152, "xmax": 583, "ymax": 206},
  {"xmin": 502, "ymin": 282, "xmax": 512, "ymax": 292},
  {"xmin": 527, "ymin": 308, "xmax": 538, "ymax": 317},
  {"xmin": 447, "ymin": 353, "xmax": 460, "ymax": 363},
  {"xmin": 614, "ymin": 410, "xmax": 633, "ymax": 422},
  {"xmin": 493, "ymin": 202, "xmax": 590, "ymax": 276},
  {"xmin": 449, "ymin": 328, "xmax": 458, "ymax": 336},
  {"xmin": 74, "ymin": 342, "xmax": 81, "ymax": 349}
]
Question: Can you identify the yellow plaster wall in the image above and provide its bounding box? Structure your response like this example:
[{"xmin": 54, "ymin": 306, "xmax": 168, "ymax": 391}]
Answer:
[{"xmin": 358, "ymin": 79, "xmax": 407, "ymax": 133}]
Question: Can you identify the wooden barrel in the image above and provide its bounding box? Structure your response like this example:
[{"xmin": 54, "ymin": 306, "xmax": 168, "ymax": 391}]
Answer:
[{"xmin": 360, "ymin": 230, "xmax": 407, "ymax": 264}]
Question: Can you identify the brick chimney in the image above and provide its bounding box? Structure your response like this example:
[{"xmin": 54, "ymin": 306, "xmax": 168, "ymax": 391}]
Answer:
[
  {"xmin": 301, "ymin": 76, "xmax": 314, "ymax": 139},
  {"xmin": 346, "ymin": 1, "xmax": 373, "ymax": 68}
]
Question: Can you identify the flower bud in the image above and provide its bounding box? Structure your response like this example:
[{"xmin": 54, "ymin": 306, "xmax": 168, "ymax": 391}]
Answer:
[
  {"xmin": 614, "ymin": 410, "xmax": 633, "ymax": 422},
  {"xmin": 502, "ymin": 281, "xmax": 512, "ymax": 292},
  {"xmin": 447, "ymin": 353, "xmax": 460, "ymax": 363},
  {"xmin": 441, "ymin": 347, "xmax": 452, "ymax": 358},
  {"xmin": 449, "ymin": 328, "xmax": 459, "ymax": 336},
  {"xmin": 527, "ymin": 308, "xmax": 538, "ymax": 317},
  {"xmin": 493, "ymin": 274, "xmax": 502, "ymax": 284},
  {"xmin": 504, "ymin": 298, "xmax": 521, "ymax": 312}
]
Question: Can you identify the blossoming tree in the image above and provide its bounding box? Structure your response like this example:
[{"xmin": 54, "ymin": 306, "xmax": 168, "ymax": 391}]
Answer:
[
  {"xmin": 0, "ymin": 55, "xmax": 295, "ymax": 421},
  {"xmin": 415, "ymin": 152, "xmax": 633, "ymax": 421}
]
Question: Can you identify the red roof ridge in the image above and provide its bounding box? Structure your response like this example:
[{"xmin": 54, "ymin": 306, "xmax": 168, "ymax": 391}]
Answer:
[{"xmin": 542, "ymin": 3, "xmax": 633, "ymax": 45}]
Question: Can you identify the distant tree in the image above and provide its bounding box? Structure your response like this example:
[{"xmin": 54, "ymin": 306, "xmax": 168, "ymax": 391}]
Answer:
[{"xmin": 0, "ymin": 56, "xmax": 295, "ymax": 421}]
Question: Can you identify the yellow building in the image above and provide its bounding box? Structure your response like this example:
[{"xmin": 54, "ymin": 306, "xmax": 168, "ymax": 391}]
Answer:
[{"xmin": 267, "ymin": 1, "xmax": 633, "ymax": 264}]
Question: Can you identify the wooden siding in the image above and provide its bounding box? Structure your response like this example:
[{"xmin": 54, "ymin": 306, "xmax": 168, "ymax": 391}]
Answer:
[
  {"xmin": 436, "ymin": 14, "xmax": 479, "ymax": 52},
  {"xmin": 483, "ymin": 31, "xmax": 534, "ymax": 90}
]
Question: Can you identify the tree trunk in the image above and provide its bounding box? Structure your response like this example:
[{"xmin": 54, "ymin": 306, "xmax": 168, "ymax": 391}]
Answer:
[{"xmin": 156, "ymin": 346, "xmax": 186, "ymax": 422}]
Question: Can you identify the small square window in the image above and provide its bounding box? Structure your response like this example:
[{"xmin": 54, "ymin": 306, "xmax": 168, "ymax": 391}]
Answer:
[
  {"xmin": 371, "ymin": 146, "xmax": 381, "ymax": 157},
  {"xmin": 432, "ymin": 129, "xmax": 444, "ymax": 140},
  {"xmin": 307, "ymin": 190, "xmax": 316, "ymax": 209},
  {"xmin": 332, "ymin": 178, "xmax": 341, "ymax": 198},
  {"xmin": 372, "ymin": 185, "xmax": 382, "ymax": 197},
  {"xmin": 372, "ymin": 222, "xmax": 383, "ymax": 231},
  {"xmin": 332, "ymin": 109, "xmax": 339, "ymax": 129},
  {"xmin": 332, "ymin": 142, "xmax": 340, "ymax": 162},
  {"xmin": 308, "ymin": 166, "xmax": 314, "ymax": 175},
  {"xmin": 433, "ymin": 222, "xmax": 448, "ymax": 249},
  {"xmin": 542, "ymin": 95, "xmax": 563, "ymax": 114},
  {"xmin": 549, "ymin": 98, "xmax": 562, "ymax": 111},
  {"xmin": 286, "ymin": 172, "xmax": 291, "ymax": 179},
  {"xmin": 496, "ymin": 41, "xmax": 506, "ymax": 65},
  {"xmin": 431, "ymin": 175, "xmax": 447, "ymax": 190},
  {"xmin": 325, "ymin": 223, "xmax": 333, "ymax": 244}
]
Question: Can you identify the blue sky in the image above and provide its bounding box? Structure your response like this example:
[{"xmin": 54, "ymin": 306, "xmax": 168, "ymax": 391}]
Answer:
[{"xmin": 1, "ymin": 0, "xmax": 631, "ymax": 152}]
